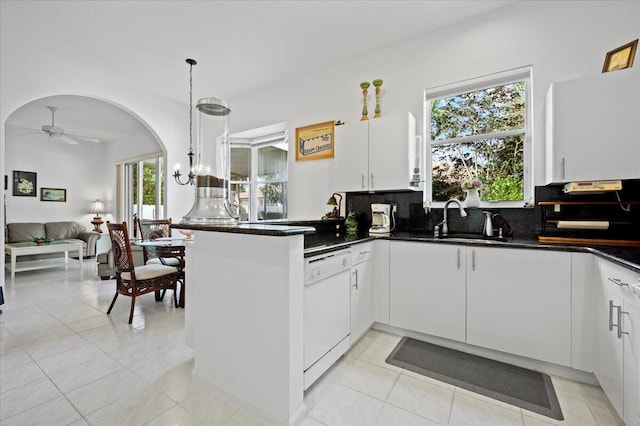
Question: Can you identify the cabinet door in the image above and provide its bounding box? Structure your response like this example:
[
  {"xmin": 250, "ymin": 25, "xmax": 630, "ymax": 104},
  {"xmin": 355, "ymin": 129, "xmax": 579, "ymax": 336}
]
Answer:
[
  {"xmin": 546, "ymin": 68, "xmax": 640, "ymax": 183},
  {"xmin": 390, "ymin": 241, "xmax": 466, "ymax": 342},
  {"xmin": 623, "ymin": 294, "xmax": 640, "ymax": 426},
  {"xmin": 351, "ymin": 260, "xmax": 374, "ymax": 343},
  {"xmin": 466, "ymin": 247, "xmax": 571, "ymax": 366},
  {"xmin": 593, "ymin": 278, "xmax": 624, "ymax": 418},
  {"xmin": 334, "ymin": 121, "xmax": 369, "ymax": 192},
  {"xmin": 368, "ymin": 114, "xmax": 411, "ymax": 191}
]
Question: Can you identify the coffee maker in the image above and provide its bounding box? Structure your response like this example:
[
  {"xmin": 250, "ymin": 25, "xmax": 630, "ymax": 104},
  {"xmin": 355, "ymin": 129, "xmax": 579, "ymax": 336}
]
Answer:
[{"xmin": 370, "ymin": 203, "xmax": 394, "ymax": 235}]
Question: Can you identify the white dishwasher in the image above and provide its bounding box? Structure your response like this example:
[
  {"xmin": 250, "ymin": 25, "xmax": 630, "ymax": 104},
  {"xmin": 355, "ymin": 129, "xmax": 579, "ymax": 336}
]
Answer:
[{"xmin": 304, "ymin": 249, "xmax": 352, "ymax": 390}]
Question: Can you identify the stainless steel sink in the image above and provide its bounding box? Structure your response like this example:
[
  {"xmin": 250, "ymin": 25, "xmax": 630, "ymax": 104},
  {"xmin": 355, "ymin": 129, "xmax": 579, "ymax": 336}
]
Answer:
[{"xmin": 437, "ymin": 233, "xmax": 510, "ymax": 243}]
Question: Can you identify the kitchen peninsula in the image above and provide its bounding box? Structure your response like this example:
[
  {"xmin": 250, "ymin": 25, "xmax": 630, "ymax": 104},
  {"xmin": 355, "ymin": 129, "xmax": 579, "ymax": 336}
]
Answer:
[{"xmin": 173, "ymin": 223, "xmax": 314, "ymax": 426}]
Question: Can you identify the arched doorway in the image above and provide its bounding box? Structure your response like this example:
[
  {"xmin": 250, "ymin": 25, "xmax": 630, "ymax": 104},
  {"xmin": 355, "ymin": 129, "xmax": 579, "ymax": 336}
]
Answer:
[{"xmin": 4, "ymin": 94, "xmax": 167, "ymax": 230}]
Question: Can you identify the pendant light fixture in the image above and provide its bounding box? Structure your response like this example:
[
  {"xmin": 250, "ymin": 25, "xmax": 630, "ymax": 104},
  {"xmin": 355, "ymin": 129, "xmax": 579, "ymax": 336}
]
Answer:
[{"xmin": 173, "ymin": 58, "xmax": 198, "ymax": 185}]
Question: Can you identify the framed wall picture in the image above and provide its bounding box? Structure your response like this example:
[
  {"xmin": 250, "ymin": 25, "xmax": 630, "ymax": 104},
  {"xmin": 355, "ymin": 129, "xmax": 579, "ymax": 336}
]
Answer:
[
  {"xmin": 602, "ymin": 39, "xmax": 638, "ymax": 72},
  {"xmin": 295, "ymin": 120, "xmax": 335, "ymax": 161},
  {"xmin": 40, "ymin": 188, "xmax": 67, "ymax": 202},
  {"xmin": 12, "ymin": 171, "xmax": 37, "ymax": 197}
]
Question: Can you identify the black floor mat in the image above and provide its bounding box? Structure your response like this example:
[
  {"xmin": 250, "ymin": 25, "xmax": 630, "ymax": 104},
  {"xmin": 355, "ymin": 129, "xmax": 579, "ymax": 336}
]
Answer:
[{"xmin": 386, "ymin": 337, "xmax": 564, "ymax": 420}]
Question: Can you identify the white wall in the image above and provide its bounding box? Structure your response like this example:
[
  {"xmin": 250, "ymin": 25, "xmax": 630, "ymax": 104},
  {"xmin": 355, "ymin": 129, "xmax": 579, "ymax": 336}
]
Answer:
[
  {"xmin": 4, "ymin": 124, "xmax": 109, "ymax": 225},
  {"xmin": 228, "ymin": 1, "xmax": 640, "ymax": 219}
]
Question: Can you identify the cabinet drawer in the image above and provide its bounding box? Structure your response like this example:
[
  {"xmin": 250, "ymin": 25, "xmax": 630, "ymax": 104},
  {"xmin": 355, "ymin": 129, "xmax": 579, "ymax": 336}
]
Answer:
[
  {"xmin": 598, "ymin": 259, "xmax": 640, "ymax": 298},
  {"xmin": 351, "ymin": 242, "xmax": 374, "ymax": 265}
]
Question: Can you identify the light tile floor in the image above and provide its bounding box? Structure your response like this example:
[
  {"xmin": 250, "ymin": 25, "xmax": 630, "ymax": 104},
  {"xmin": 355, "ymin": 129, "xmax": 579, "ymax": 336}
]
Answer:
[{"xmin": 1, "ymin": 260, "xmax": 625, "ymax": 425}]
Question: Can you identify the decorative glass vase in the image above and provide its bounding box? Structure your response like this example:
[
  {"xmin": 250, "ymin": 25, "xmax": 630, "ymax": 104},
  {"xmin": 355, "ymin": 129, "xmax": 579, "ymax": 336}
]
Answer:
[
  {"xmin": 181, "ymin": 97, "xmax": 239, "ymax": 225},
  {"xmin": 464, "ymin": 188, "xmax": 481, "ymax": 208}
]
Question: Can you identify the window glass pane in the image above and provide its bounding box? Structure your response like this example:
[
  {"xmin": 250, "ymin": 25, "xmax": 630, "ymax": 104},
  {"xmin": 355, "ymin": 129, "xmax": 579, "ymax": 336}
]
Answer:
[
  {"xmin": 257, "ymin": 182, "xmax": 287, "ymax": 220},
  {"xmin": 231, "ymin": 147, "xmax": 251, "ymax": 181},
  {"xmin": 432, "ymin": 135, "xmax": 524, "ymax": 202},
  {"xmin": 141, "ymin": 160, "xmax": 158, "ymax": 219},
  {"xmin": 258, "ymin": 145, "xmax": 287, "ymax": 181},
  {"xmin": 230, "ymin": 183, "xmax": 250, "ymax": 221},
  {"xmin": 431, "ymin": 82, "xmax": 525, "ymax": 141}
]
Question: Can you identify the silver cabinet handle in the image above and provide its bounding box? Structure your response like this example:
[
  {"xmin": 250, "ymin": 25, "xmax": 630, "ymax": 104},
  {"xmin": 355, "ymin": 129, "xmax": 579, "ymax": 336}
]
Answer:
[
  {"xmin": 370, "ymin": 173, "xmax": 375, "ymax": 188},
  {"xmin": 608, "ymin": 277, "xmax": 630, "ymax": 287},
  {"xmin": 561, "ymin": 158, "xmax": 565, "ymax": 180},
  {"xmin": 618, "ymin": 307, "xmax": 629, "ymax": 339},
  {"xmin": 471, "ymin": 250, "xmax": 476, "ymax": 271},
  {"xmin": 359, "ymin": 250, "xmax": 371, "ymax": 255},
  {"xmin": 353, "ymin": 269, "xmax": 358, "ymax": 290},
  {"xmin": 457, "ymin": 248, "xmax": 461, "ymax": 269},
  {"xmin": 361, "ymin": 174, "xmax": 366, "ymax": 189},
  {"xmin": 609, "ymin": 300, "xmax": 616, "ymax": 331},
  {"xmin": 610, "ymin": 300, "xmax": 624, "ymax": 337}
]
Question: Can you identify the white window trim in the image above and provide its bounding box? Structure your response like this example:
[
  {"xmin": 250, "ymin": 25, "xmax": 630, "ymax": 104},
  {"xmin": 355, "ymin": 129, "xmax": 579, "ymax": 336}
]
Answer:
[
  {"xmin": 424, "ymin": 65, "xmax": 533, "ymax": 209},
  {"xmin": 230, "ymin": 124, "xmax": 289, "ymax": 221}
]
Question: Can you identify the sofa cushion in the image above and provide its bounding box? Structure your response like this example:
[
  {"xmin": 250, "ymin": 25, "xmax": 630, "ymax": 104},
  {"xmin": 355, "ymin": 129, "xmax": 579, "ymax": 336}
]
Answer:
[
  {"xmin": 45, "ymin": 222, "xmax": 87, "ymax": 240},
  {"xmin": 7, "ymin": 223, "xmax": 46, "ymax": 243}
]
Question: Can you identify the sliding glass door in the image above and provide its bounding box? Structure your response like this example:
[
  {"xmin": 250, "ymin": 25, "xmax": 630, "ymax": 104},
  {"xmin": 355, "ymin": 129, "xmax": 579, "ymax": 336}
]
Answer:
[{"xmin": 119, "ymin": 154, "xmax": 165, "ymax": 236}]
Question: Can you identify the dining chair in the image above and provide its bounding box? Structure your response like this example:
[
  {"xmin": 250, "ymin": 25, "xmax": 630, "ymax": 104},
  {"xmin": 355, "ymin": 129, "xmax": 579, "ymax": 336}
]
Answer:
[
  {"xmin": 107, "ymin": 222, "xmax": 179, "ymax": 324},
  {"xmin": 137, "ymin": 218, "xmax": 186, "ymax": 307}
]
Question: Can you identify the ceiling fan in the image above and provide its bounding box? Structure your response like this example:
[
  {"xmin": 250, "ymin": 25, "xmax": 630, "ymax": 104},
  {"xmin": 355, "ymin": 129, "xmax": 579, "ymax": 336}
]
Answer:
[{"xmin": 31, "ymin": 106, "xmax": 101, "ymax": 145}]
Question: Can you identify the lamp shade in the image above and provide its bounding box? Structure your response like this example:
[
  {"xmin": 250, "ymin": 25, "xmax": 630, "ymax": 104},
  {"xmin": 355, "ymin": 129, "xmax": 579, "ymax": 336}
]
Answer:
[
  {"xmin": 326, "ymin": 195, "xmax": 338, "ymax": 206},
  {"xmin": 89, "ymin": 199, "xmax": 106, "ymax": 215}
]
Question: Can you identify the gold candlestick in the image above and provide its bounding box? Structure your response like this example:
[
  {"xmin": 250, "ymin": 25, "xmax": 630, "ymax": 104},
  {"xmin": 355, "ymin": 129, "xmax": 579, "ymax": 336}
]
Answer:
[
  {"xmin": 360, "ymin": 81, "xmax": 370, "ymax": 121},
  {"xmin": 373, "ymin": 79, "xmax": 383, "ymax": 118}
]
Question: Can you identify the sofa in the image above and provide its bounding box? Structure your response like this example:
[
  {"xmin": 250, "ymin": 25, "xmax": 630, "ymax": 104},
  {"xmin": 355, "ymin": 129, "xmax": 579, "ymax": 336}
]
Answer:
[
  {"xmin": 96, "ymin": 246, "xmax": 144, "ymax": 280},
  {"xmin": 5, "ymin": 221, "xmax": 100, "ymax": 258}
]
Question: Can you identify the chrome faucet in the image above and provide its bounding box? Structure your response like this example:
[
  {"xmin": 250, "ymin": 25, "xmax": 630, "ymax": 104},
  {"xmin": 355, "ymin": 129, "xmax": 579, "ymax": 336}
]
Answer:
[{"xmin": 439, "ymin": 199, "xmax": 468, "ymax": 236}]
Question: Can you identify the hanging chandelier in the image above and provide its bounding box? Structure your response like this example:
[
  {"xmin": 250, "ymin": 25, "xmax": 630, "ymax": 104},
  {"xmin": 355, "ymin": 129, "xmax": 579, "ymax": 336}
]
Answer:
[{"xmin": 173, "ymin": 58, "xmax": 197, "ymax": 185}]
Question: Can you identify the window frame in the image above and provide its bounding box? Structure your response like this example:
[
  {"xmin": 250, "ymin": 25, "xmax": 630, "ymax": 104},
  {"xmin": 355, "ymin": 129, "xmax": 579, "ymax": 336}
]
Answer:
[
  {"xmin": 424, "ymin": 66, "xmax": 533, "ymax": 208},
  {"xmin": 230, "ymin": 125, "xmax": 288, "ymax": 222}
]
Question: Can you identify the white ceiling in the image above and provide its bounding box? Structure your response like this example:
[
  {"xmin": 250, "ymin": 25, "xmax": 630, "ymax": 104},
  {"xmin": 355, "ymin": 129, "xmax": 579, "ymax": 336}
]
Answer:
[{"xmin": 3, "ymin": 1, "xmax": 516, "ymax": 142}]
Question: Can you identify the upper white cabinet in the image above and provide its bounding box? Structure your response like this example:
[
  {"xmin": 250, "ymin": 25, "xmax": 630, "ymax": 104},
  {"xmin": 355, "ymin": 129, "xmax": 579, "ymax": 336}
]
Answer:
[
  {"xmin": 545, "ymin": 68, "xmax": 640, "ymax": 184},
  {"xmin": 335, "ymin": 113, "xmax": 418, "ymax": 192},
  {"xmin": 390, "ymin": 241, "xmax": 467, "ymax": 342},
  {"xmin": 466, "ymin": 247, "xmax": 572, "ymax": 367}
]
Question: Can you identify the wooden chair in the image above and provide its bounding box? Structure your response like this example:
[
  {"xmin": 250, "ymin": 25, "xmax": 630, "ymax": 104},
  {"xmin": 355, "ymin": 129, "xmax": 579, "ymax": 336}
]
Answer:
[
  {"xmin": 137, "ymin": 218, "xmax": 186, "ymax": 307},
  {"xmin": 106, "ymin": 222, "xmax": 178, "ymax": 324}
]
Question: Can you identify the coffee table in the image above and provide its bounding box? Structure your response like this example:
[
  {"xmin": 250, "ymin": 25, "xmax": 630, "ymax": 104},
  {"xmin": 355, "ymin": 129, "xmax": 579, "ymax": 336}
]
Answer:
[{"xmin": 5, "ymin": 240, "xmax": 84, "ymax": 279}]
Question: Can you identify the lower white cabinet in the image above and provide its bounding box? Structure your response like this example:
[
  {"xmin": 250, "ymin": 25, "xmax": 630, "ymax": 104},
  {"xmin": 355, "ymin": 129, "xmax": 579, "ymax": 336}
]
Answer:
[
  {"xmin": 594, "ymin": 258, "xmax": 640, "ymax": 425},
  {"xmin": 390, "ymin": 241, "xmax": 466, "ymax": 342},
  {"xmin": 466, "ymin": 247, "xmax": 572, "ymax": 366},
  {"xmin": 350, "ymin": 242, "xmax": 374, "ymax": 343}
]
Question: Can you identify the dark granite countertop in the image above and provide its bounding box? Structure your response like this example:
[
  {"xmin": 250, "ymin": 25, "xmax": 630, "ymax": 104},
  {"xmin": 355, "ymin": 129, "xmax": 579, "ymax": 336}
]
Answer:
[
  {"xmin": 173, "ymin": 221, "xmax": 639, "ymax": 272},
  {"xmin": 171, "ymin": 223, "xmax": 315, "ymax": 236},
  {"xmin": 303, "ymin": 231, "xmax": 640, "ymax": 272}
]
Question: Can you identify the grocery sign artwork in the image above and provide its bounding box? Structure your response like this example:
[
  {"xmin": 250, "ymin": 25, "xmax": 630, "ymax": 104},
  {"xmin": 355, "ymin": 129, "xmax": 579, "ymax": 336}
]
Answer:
[{"xmin": 295, "ymin": 120, "xmax": 335, "ymax": 161}]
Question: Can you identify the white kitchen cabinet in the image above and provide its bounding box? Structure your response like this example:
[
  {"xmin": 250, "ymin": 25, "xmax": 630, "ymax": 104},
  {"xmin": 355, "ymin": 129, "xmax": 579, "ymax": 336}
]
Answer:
[
  {"xmin": 594, "ymin": 258, "xmax": 640, "ymax": 425},
  {"xmin": 390, "ymin": 241, "xmax": 466, "ymax": 342},
  {"xmin": 466, "ymin": 247, "xmax": 572, "ymax": 366},
  {"xmin": 335, "ymin": 113, "xmax": 418, "ymax": 192},
  {"xmin": 334, "ymin": 120, "xmax": 369, "ymax": 192},
  {"xmin": 545, "ymin": 67, "xmax": 640, "ymax": 184},
  {"xmin": 350, "ymin": 242, "xmax": 374, "ymax": 343},
  {"xmin": 373, "ymin": 239, "xmax": 390, "ymax": 324}
]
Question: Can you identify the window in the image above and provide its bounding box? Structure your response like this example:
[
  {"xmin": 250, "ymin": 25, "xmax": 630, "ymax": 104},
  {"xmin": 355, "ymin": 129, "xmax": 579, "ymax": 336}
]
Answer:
[
  {"xmin": 117, "ymin": 153, "xmax": 165, "ymax": 237},
  {"xmin": 425, "ymin": 66, "xmax": 532, "ymax": 207},
  {"xmin": 230, "ymin": 123, "xmax": 288, "ymax": 221}
]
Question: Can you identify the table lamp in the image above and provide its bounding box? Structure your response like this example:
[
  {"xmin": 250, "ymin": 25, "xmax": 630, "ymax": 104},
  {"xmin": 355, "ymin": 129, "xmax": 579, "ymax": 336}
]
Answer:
[{"xmin": 89, "ymin": 199, "xmax": 107, "ymax": 233}]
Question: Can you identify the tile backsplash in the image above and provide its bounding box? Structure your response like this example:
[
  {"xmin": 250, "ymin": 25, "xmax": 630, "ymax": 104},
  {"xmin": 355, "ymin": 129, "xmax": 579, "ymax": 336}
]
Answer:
[{"xmin": 345, "ymin": 180, "xmax": 639, "ymax": 241}]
